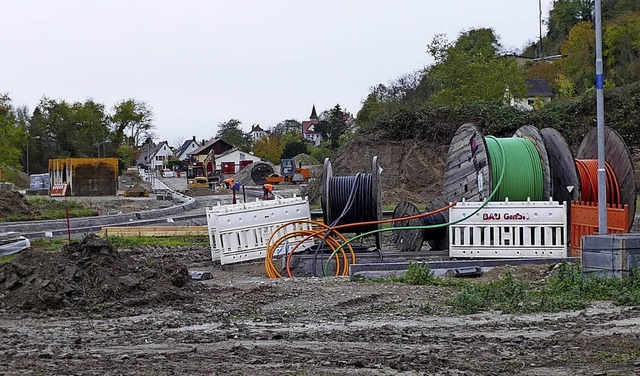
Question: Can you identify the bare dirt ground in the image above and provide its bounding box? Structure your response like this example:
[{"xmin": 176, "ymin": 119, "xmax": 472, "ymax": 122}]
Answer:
[
  {"xmin": 1, "ymin": 238, "xmax": 640, "ymax": 375},
  {"xmin": 2, "ymin": 143, "xmax": 640, "ymax": 374}
]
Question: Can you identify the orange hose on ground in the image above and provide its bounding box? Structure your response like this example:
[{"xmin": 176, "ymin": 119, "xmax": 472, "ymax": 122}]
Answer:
[
  {"xmin": 265, "ymin": 201, "xmax": 458, "ymax": 278},
  {"xmin": 264, "ymin": 220, "xmax": 355, "ymax": 278}
]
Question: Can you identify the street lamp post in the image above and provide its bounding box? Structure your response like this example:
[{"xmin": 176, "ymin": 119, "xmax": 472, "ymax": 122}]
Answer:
[
  {"xmin": 26, "ymin": 136, "xmax": 41, "ymax": 177},
  {"xmin": 97, "ymin": 140, "xmax": 108, "ymax": 157}
]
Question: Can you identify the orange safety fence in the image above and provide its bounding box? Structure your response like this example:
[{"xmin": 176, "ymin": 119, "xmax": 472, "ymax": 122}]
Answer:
[{"xmin": 569, "ymin": 201, "xmax": 628, "ymax": 257}]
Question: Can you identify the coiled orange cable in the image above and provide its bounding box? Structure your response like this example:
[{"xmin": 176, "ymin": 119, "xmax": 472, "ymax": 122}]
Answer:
[
  {"xmin": 575, "ymin": 159, "xmax": 620, "ymax": 204},
  {"xmin": 265, "ymin": 201, "xmax": 457, "ymax": 278}
]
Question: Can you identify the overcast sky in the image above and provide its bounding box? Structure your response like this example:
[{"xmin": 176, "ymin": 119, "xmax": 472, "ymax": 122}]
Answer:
[{"xmin": 3, "ymin": 0, "xmax": 553, "ymax": 146}]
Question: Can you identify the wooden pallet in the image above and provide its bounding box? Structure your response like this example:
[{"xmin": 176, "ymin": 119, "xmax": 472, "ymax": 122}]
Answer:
[{"xmin": 100, "ymin": 226, "xmax": 208, "ymax": 237}]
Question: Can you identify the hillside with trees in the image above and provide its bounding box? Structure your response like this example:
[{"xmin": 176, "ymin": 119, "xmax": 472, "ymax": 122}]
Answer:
[{"xmin": 351, "ymin": 0, "xmax": 640, "ymax": 151}]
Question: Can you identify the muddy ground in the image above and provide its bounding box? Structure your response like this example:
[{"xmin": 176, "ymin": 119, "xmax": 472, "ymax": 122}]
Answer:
[
  {"xmin": 1, "ymin": 238, "xmax": 640, "ymax": 375},
  {"xmin": 2, "ymin": 141, "xmax": 640, "ymax": 375}
]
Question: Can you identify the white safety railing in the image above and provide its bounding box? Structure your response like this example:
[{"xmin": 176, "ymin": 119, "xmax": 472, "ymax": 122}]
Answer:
[
  {"xmin": 206, "ymin": 195, "xmax": 314, "ymax": 265},
  {"xmin": 449, "ymin": 200, "xmax": 567, "ymax": 258}
]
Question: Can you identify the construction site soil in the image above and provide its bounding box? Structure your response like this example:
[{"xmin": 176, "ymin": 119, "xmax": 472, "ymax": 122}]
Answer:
[
  {"xmin": 1, "ymin": 139, "xmax": 640, "ymax": 374},
  {"xmin": 2, "ymin": 239, "xmax": 640, "ymax": 375}
]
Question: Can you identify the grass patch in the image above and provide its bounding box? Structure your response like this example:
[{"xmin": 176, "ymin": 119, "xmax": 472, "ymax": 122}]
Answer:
[
  {"xmin": 102, "ymin": 235, "xmax": 210, "ymax": 248},
  {"xmin": 391, "ymin": 262, "xmax": 640, "ymax": 314},
  {"xmin": 0, "ymin": 254, "xmax": 19, "ymax": 264},
  {"xmin": 29, "ymin": 238, "xmax": 68, "ymax": 252},
  {"xmin": 1, "ymin": 197, "xmax": 99, "ymax": 222}
]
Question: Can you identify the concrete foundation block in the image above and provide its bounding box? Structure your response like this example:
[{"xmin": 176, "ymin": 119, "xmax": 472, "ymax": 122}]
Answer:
[{"xmin": 582, "ymin": 234, "xmax": 640, "ymax": 278}]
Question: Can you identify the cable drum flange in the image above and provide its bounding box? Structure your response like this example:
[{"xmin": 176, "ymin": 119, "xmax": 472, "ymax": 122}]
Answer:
[
  {"xmin": 539, "ymin": 127, "xmax": 581, "ymax": 204},
  {"xmin": 391, "ymin": 198, "xmax": 449, "ymax": 252},
  {"xmin": 424, "ymin": 197, "xmax": 449, "ymax": 251},
  {"xmin": 392, "ymin": 202, "xmax": 425, "ymax": 252},
  {"xmin": 442, "ymin": 123, "xmax": 492, "ymax": 203}
]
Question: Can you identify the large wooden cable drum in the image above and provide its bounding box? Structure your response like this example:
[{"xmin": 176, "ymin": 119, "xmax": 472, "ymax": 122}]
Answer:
[
  {"xmin": 576, "ymin": 126, "xmax": 636, "ymax": 231},
  {"xmin": 391, "ymin": 197, "xmax": 449, "ymax": 252},
  {"xmin": 443, "ymin": 123, "xmax": 551, "ymax": 203},
  {"xmin": 442, "ymin": 123, "xmax": 493, "ymax": 203}
]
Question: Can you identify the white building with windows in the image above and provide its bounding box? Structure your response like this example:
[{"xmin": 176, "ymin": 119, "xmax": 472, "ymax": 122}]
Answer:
[
  {"xmin": 136, "ymin": 141, "xmax": 173, "ymax": 170},
  {"xmin": 215, "ymin": 148, "xmax": 263, "ymax": 174}
]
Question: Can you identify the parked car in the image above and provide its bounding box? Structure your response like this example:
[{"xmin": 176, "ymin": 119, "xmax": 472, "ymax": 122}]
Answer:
[{"xmin": 161, "ymin": 169, "xmax": 175, "ymax": 178}]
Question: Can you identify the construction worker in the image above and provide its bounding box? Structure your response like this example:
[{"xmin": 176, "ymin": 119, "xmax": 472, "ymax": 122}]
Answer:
[
  {"xmin": 263, "ymin": 183, "xmax": 274, "ymax": 200},
  {"xmin": 224, "ymin": 177, "xmax": 234, "ymax": 189}
]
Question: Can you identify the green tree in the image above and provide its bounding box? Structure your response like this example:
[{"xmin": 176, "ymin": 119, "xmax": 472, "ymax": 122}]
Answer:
[
  {"xmin": 604, "ymin": 12, "xmax": 640, "ymax": 85},
  {"xmin": 253, "ymin": 133, "xmax": 286, "ymax": 164},
  {"xmin": 315, "ymin": 104, "xmax": 351, "ymax": 149},
  {"xmin": 559, "ymin": 21, "xmax": 595, "ymax": 92},
  {"xmin": 308, "ymin": 143, "xmax": 334, "ymax": 163},
  {"xmin": 272, "ymin": 119, "xmax": 302, "ymax": 137},
  {"xmin": 0, "ymin": 94, "xmax": 27, "ymax": 179},
  {"xmin": 556, "ymin": 73, "xmax": 576, "ymax": 98},
  {"xmin": 31, "ymin": 98, "xmax": 109, "ymax": 160},
  {"xmin": 547, "ymin": 0, "xmax": 594, "ymax": 41},
  {"xmin": 356, "ymin": 71, "xmax": 429, "ymax": 132},
  {"xmin": 425, "ymin": 28, "xmax": 527, "ymax": 106},
  {"xmin": 111, "ymin": 99, "xmax": 154, "ymax": 148},
  {"xmin": 215, "ymin": 119, "xmax": 252, "ymax": 151},
  {"xmin": 281, "ymin": 140, "xmax": 309, "ymax": 160}
]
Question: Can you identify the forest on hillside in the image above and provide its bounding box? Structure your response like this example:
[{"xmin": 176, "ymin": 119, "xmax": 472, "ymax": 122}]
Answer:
[{"xmin": 354, "ymin": 0, "xmax": 640, "ymax": 150}]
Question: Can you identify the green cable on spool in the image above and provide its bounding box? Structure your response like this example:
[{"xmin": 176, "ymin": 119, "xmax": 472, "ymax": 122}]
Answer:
[{"xmin": 485, "ymin": 136, "xmax": 544, "ymax": 201}]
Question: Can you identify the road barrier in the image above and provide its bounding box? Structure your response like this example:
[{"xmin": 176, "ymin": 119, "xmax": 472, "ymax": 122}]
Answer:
[
  {"xmin": 206, "ymin": 195, "xmax": 313, "ymax": 265},
  {"xmin": 449, "ymin": 200, "xmax": 567, "ymax": 258}
]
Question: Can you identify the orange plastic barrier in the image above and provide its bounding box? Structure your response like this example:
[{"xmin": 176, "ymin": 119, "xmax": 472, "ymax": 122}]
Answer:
[{"xmin": 569, "ymin": 201, "xmax": 628, "ymax": 257}]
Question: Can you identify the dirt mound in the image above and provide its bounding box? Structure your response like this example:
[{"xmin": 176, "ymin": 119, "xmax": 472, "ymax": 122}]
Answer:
[
  {"xmin": 0, "ymin": 235, "xmax": 195, "ymax": 312},
  {"xmin": 0, "ymin": 191, "xmax": 40, "ymax": 219},
  {"xmin": 118, "ymin": 169, "xmax": 147, "ymax": 192},
  {"xmin": 292, "ymin": 153, "xmax": 321, "ymax": 166},
  {"xmin": 305, "ymin": 139, "xmax": 449, "ymax": 206}
]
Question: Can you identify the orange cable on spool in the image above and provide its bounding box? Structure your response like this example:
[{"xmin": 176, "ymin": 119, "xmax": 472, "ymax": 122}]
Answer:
[{"xmin": 574, "ymin": 159, "xmax": 621, "ymax": 204}]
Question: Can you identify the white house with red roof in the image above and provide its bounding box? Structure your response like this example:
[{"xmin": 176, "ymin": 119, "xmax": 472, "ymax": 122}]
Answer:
[{"xmin": 302, "ymin": 105, "xmax": 322, "ymax": 146}]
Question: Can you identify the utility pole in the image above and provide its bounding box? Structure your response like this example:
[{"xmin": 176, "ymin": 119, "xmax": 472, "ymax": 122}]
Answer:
[
  {"xmin": 538, "ymin": 0, "xmax": 543, "ymax": 58},
  {"xmin": 594, "ymin": 0, "xmax": 607, "ymax": 234},
  {"xmin": 26, "ymin": 135, "xmax": 41, "ymax": 177}
]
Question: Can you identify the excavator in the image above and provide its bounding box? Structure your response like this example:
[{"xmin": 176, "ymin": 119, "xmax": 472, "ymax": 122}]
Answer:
[
  {"xmin": 265, "ymin": 159, "xmax": 311, "ymax": 184},
  {"xmin": 186, "ymin": 152, "xmax": 221, "ymax": 189}
]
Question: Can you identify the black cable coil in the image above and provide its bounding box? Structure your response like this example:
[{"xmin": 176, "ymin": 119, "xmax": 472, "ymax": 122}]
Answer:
[{"xmin": 323, "ymin": 173, "xmax": 378, "ymax": 235}]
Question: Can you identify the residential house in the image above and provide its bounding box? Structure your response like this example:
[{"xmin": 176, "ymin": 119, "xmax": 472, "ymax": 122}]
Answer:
[
  {"xmin": 173, "ymin": 136, "xmax": 200, "ymax": 162},
  {"xmin": 250, "ymin": 124, "xmax": 268, "ymax": 140},
  {"xmin": 511, "ymin": 78, "xmax": 555, "ymax": 111},
  {"xmin": 136, "ymin": 141, "xmax": 173, "ymax": 170},
  {"xmin": 302, "ymin": 105, "xmax": 322, "ymax": 146},
  {"xmin": 189, "ymin": 138, "xmax": 235, "ymax": 174},
  {"xmin": 189, "ymin": 138, "xmax": 235, "ymax": 163},
  {"xmin": 216, "ymin": 148, "xmax": 263, "ymax": 174}
]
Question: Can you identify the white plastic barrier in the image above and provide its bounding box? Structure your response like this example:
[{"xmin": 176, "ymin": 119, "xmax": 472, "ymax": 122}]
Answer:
[
  {"xmin": 206, "ymin": 196, "xmax": 314, "ymax": 265},
  {"xmin": 449, "ymin": 200, "xmax": 567, "ymax": 258}
]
